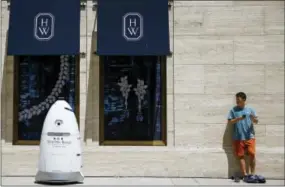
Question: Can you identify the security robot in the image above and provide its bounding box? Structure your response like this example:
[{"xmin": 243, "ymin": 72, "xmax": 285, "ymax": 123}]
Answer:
[{"xmin": 35, "ymin": 99, "xmax": 84, "ymax": 184}]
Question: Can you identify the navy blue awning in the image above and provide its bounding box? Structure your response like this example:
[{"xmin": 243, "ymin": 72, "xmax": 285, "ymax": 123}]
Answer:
[
  {"xmin": 97, "ymin": 0, "xmax": 170, "ymax": 56},
  {"xmin": 7, "ymin": 0, "xmax": 80, "ymax": 55}
]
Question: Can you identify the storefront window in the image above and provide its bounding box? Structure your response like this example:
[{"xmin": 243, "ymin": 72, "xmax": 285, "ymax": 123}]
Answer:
[
  {"xmin": 100, "ymin": 56, "xmax": 166, "ymax": 145},
  {"xmin": 14, "ymin": 55, "xmax": 79, "ymax": 144}
]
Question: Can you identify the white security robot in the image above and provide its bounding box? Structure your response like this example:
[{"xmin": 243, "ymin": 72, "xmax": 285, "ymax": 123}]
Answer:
[{"xmin": 35, "ymin": 99, "xmax": 84, "ymax": 184}]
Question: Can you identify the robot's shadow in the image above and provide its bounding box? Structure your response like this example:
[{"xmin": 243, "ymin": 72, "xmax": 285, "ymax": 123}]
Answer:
[{"xmin": 35, "ymin": 181, "xmax": 83, "ymax": 186}]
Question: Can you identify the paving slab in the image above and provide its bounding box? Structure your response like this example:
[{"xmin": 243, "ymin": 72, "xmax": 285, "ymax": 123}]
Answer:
[
  {"xmin": 2, "ymin": 177, "xmax": 174, "ymax": 186},
  {"xmin": 195, "ymin": 178, "xmax": 244, "ymax": 185},
  {"xmin": 195, "ymin": 178, "xmax": 285, "ymax": 186},
  {"xmin": 82, "ymin": 177, "xmax": 173, "ymax": 185},
  {"xmin": 170, "ymin": 178, "xmax": 198, "ymax": 185},
  {"xmin": 1, "ymin": 177, "xmax": 284, "ymax": 186},
  {"xmin": 2, "ymin": 177, "xmax": 38, "ymax": 186}
]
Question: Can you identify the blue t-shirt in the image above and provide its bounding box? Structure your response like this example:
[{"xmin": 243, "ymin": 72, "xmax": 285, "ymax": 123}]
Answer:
[{"xmin": 227, "ymin": 106, "xmax": 257, "ymax": 140}]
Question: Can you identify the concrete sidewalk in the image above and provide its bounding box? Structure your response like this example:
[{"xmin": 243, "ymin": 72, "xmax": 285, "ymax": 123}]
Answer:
[{"xmin": 1, "ymin": 177, "xmax": 284, "ymax": 186}]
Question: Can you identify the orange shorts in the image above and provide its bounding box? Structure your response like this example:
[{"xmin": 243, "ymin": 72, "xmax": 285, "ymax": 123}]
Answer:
[{"xmin": 233, "ymin": 139, "xmax": 256, "ymax": 157}]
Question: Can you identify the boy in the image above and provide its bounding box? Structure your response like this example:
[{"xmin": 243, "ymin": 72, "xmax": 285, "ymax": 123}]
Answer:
[{"xmin": 227, "ymin": 92, "xmax": 258, "ymax": 182}]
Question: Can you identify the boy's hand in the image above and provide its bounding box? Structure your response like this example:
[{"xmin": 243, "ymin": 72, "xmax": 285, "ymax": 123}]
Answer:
[
  {"xmin": 250, "ymin": 114, "xmax": 256, "ymax": 120},
  {"xmin": 236, "ymin": 116, "xmax": 244, "ymax": 122},
  {"xmin": 250, "ymin": 114, "xmax": 258, "ymax": 124},
  {"xmin": 239, "ymin": 115, "xmax": 246, "ymax": 120}
]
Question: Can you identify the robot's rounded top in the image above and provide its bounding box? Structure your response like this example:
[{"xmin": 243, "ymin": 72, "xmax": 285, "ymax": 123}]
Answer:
[{"xmin": 41, "ymin": 100, "xmax": 79, "ymax": 135}]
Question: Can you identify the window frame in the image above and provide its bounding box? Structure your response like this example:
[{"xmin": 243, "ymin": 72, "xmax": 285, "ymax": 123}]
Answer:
[
  {"xmin": 99, "ymin": 56, "xmax": 167, "ymax": 146},
  {"xmin": 13, "ymin": 55, "xmax": 80, "ymax": 145}
]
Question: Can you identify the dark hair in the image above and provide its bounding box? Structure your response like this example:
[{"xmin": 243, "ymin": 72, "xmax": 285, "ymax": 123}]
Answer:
[{"xmin": 236, "ymin": 92, "xmax": 247, "ymax": 101}]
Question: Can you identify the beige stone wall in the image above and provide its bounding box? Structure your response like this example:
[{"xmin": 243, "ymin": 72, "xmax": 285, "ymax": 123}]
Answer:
[
  {"xmin": 173, "ymin": 0, "xmax": 284, "ymax": 150},
  {"xmin": 1, "ymin": 0, "xmax": 284, "ymax": 178}
]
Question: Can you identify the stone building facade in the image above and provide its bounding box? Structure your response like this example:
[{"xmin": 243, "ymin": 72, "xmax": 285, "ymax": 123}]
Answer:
[{"xmin": 1, "ymin": 0, "xmax": 284, "ymax": 179}]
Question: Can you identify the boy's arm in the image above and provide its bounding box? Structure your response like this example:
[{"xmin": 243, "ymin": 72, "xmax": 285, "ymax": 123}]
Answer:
[
  {"xmin": 227, "ymin": 109, "xmax": 244, "ymax": 125},
  {"xmin": 250, "ymin": 109, "xmax": 258, "ymax": 124},
  {"xmin": 228, "ymin": 117, "xmax": 243, "ymax": 125}
]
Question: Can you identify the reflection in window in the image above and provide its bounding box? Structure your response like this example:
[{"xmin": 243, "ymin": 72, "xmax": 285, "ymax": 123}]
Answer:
[
  {"xmin": 102, "ymin": 56, "xmax": 164, "ymax": 141},
  {"xmin": 16, "ymin": 55, "xmax": 77, "ymax": 141}
]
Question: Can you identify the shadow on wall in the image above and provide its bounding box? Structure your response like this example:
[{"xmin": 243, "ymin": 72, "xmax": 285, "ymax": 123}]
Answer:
[
  {"xmin": 223, "ymin": 122, "xmax": 252, "ymax": 178},
  {"xmin": 222, "ymin": 122, "xmax": 238, "ymax": 178},
  {"xmin": 84, "ymin": 31, "xmax": 100, "ymax": 143}
]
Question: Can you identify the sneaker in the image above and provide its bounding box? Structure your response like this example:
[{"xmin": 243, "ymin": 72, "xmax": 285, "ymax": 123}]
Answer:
[
  {"xmin": 243, "ymin": 174, "xmax": 258, "ymax": 183},
  {"xmin": 254, "ymin": 174, "xmax": 266, "ymax": 183}
]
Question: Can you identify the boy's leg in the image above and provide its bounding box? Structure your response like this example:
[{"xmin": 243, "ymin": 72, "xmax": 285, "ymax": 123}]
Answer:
[
  {"xmin": 233, "ymin": 140, "xmax": 247, "ymax": 176},
  {"xmin": 246, "ymin": 139, "xmax": 256, "ymax": 175},
  {"xmin": 238, "ymin": 156, "xmax": 247, "ymax": 177}
]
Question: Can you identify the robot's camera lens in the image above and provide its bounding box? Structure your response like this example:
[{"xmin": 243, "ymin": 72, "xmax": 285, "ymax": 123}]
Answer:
[{"xmin": 55, "ymin": 120, "xmax": 63, "ymax": 126}]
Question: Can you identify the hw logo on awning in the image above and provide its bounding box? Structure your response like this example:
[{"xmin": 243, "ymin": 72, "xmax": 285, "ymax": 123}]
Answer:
[
  {"xmin": 123, "ymin": 12, "xmax": 143, "ymax": 41},
  {"xmin": 34, "ymin": 13, "xmax": 55, "ymax": 41}
]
